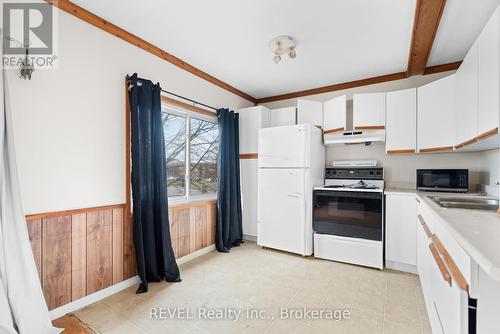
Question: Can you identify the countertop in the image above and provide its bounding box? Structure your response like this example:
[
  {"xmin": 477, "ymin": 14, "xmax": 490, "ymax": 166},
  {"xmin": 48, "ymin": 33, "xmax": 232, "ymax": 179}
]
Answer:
[
  {"xmin": 384, "ymin": 188, "xmax": 417, "ymax": 195},
  {"xmin": 385, "ymin": 187, "xmax": 500, "ymax": 281},
  {"xmin": 417, "ymin": 192, "xmax": 500, "ymax": 281}
]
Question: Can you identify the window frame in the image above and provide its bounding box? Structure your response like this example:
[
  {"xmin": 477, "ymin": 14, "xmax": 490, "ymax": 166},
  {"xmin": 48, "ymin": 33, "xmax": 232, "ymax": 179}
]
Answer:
[{"xmin": 162, "ymin": 103, "xmax": 218, "ymax": 204}]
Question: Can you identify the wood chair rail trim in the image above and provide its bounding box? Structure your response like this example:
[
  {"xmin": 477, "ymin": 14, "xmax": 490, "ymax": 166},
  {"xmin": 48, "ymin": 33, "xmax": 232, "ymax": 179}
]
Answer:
[
  {"xmin": 239, "ymin": 153, "xmax": 258, "ymax": 159},
  {"xmin": 25, "ymin": 204, "xmax": 126, "ymax": 221}
]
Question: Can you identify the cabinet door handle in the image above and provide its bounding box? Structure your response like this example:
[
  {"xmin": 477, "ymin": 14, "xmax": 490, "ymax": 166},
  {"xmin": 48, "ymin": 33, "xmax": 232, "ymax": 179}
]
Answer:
[
  {"xmin": 418, "ymin": 215, "xmax": 433, "ymax": 238},
  {"xmin": 429, "ymin": 243, "xmax": 452, "ymax": 286},
  {"xmin": 431, "ymin": 234, "xmax": 470, "ymax": 292}
]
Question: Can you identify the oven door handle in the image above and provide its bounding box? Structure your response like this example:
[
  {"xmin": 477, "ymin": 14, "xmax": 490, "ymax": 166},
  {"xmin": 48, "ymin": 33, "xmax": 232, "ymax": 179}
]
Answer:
[{"xmin": 313, "ymin": 190, "xmax": 382, "ymax": 200}]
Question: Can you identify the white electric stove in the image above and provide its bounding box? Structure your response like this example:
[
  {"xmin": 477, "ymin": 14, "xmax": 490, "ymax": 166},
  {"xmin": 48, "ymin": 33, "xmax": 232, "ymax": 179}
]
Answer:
[{"xmin": 312, "ymin": 164, "xmax": 384, "ymax": 269}]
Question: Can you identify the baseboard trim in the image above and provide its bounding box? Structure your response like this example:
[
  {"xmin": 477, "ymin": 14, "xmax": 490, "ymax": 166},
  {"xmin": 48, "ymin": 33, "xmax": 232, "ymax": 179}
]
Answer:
[
  {"xmin": 385, "ymin": 260, "xmax": 418, "ymax": 274},
  {"xmin": 243, "ymin": 234, "xmax": 257, "ymax": 242},
  {"xmin": 49, "ymin": 276, "xmax": 140, "ymax": 320},
  {"xmin": 177, "ymin": 244, "xmax": 216, "ymax": 265},
  {"xmin": 50, "ymin": 244, "xmax": 216, "ymax": 320}
]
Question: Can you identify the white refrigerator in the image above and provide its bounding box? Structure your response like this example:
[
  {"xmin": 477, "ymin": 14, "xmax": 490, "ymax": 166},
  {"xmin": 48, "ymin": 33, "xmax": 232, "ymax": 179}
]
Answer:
[{"xmin": 257, "ymin": 124, "xmax": 325, "ymax": 256}]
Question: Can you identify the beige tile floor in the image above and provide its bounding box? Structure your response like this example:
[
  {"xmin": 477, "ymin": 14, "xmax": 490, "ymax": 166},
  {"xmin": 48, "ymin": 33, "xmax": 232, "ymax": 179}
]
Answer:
[{"xmin": 73, "ymin": 242, "xmax": 432, "ymax": 334}]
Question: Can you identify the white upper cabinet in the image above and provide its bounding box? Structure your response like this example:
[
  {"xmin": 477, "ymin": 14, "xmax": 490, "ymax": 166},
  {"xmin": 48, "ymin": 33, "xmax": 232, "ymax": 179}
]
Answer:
[
  {"xmin": 323, "ymin": 95, "xmax": 347, "ymax": 133},
  {"xmin": 237, "ymin": 106, "xmax": 271, "ymax": 154},
  {"xmin": 417, "ymin": 74, "xmax": 456, "ymax": 152},
  {"xmin": 353, "ymin": 93, "xmax": 386, "ymax": 129},
  {"xmin": 455, "ymin": 40, "xmax": 479, "ymax": 145},
  {"xmin": 270, "ymin": 107, "xmax": 296, "ymax": 127},
  {"xmin": 386, "ymin": 88, "xmax": 417, "ymax": 153},
  {"xmin": 297, "ymin": 99, "xmax": 323, "ymax": 128},
  {"xmin": 478, "ymin": 6, "xmax": 500, "ymax": 136}
]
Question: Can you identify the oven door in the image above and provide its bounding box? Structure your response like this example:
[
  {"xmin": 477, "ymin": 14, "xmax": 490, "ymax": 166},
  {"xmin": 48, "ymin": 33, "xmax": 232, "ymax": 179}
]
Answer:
[{"xmin": 313, "ymin": 190, "xmax": 383, "ymax": 241}]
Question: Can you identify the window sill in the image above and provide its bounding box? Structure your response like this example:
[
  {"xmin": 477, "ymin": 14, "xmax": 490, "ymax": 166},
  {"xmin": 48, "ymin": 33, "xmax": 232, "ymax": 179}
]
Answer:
[{"xmin": 169, "ymin": 194, "xmax": 217, "ymax": 208}]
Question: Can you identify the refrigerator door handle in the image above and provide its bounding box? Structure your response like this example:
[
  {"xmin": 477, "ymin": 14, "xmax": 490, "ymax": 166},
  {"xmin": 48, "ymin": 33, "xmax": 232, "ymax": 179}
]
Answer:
[{"xmin": 287, "ymin": 194, "xmax": 300, "ymax": 199}]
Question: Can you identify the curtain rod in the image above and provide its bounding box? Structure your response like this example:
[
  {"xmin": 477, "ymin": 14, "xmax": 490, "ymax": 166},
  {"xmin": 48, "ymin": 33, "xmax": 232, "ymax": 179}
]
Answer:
[
  {"xmin": 160, "ymin": 89, "xmax": 218, "ymax": 112},
  {"xmin": 126, "ymin": 76, "xmax": 218, "ymax": 112}
]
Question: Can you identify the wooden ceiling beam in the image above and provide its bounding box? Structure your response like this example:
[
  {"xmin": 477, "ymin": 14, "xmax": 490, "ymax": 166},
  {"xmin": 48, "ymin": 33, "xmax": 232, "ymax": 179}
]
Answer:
[
  {"xmin": 406, "ymin": 0, "xmax": 447, "ymax": 76},
  {"xmin": 255, "ymin": 61, "xmax": 460, "ymax": 104},
  {"xmin": 256, "ymin": 72, "xmax": 408, "ymax": 104},
  {"xmin": 44, "ymin": 0, "xmax": 257, "ymax": 103},
  {"xmin": 423, "ymin": 61, "xmax": 462, "ymax": 75}
]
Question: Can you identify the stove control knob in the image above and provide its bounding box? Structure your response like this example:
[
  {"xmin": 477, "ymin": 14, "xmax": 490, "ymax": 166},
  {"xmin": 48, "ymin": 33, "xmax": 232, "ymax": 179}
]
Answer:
[
  {"xmin": 376, "ymin": 171, "xmax": 382, "ymax": 176},
  {"xmin": 369, "ymin": 171, "xmax": 374, "ymax": 176}
]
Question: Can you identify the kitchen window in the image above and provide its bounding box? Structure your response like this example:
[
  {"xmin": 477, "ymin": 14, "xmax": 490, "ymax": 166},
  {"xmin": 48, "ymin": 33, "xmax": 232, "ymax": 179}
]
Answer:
[{"xmin": 162, "ymin": 104, "xmax": 218, "ymax": 201}]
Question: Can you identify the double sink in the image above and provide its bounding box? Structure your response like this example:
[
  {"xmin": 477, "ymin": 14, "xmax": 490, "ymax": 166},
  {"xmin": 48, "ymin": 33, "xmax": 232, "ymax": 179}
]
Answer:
[{"xmin": 430, "ymin": 195, "xmax": 499, "ymax": 211}]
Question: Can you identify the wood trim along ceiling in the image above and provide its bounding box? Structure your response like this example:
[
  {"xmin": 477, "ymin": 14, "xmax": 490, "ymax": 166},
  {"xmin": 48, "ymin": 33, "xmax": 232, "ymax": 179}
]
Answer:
[
  {"xmin": 161, "ymin": 95, "xmax": 217, "ymax": 118},
  {"xmin": 323, "ymin": 127, "xmax": 345, "ymax": 134},
  {"xmin": 419, "ymin": 146, "xmax": 454, "ymax": 153},
  {"xmin": 239, "ymin": 153, "xmax": 258, "ymax": 159},
  {"xmin": 407, "ymin": 0, "xmax": 447, "ymax": 76},
  {"xmin": 354, "ymin": 125, "xmax": 385, "ymax": 130},
  {"xmin": 46, "ymin": 0, "xmax": 459, "ymax": 105},
  {"xmin": 387, "ymin": 149, "xmax": 416, "ymax": 154},
  {"xmin": 44, "ymin": 0, "xmax": 257, "ymax": 103},
  {"xmin": 255, "ymin": 61, "xmax": 459, "ymax": 103},
  {"xmin": 423, "ymin": 61, "xmax": 462, "ymax": 75},
  {"xmin": 256, "ymin": 72, "xmax": 408, "ymax": 104}
]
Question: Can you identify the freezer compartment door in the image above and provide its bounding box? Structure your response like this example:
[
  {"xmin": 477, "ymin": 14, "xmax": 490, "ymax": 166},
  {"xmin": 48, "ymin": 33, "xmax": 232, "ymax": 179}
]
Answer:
[
  {"xmin": 258, "ymin": 124, "xmax": 309, "ymax": 168},
  {"xmin": 257, "ymin": 168, "xmax": 309, "ymax": 255}
]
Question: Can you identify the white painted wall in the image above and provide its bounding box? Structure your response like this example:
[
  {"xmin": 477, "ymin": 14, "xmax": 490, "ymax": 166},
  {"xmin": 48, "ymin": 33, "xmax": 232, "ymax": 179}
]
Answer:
[
  {"xmin": 259, "ymin": 71, "xmax": 454, "ymax": 109},
  {"xmin": 479, "ymin": 148, "xmax": 500, "ymax": 186},
  {"xmin": 6, "ymin": 11, "xmax": 252, "ymax": 214}
]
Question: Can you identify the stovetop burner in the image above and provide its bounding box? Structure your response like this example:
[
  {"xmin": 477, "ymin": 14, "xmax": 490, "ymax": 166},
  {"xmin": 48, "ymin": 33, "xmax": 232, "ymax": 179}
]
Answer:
[{"xmin": 324, "ymin": 181, "xmax": 380, "ymax": 190}]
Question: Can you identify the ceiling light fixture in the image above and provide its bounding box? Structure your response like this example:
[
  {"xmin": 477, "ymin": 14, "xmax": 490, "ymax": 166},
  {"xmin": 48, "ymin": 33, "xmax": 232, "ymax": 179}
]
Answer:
[{"xmin": 269, "ymin": 35, "xmax": 297, "ymax": 64}]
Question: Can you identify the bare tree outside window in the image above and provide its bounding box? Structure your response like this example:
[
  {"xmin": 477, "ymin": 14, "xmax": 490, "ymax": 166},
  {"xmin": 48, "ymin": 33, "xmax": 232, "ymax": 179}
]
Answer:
[
  {"xmin": 162, "ymin": 109, "xmax": 218, "ymax": 198},
  {"xmin": 163, "ymin": 113, "xmax": 186, "ymax": 197},
  {"xmin": 190, "ymin": 118, "xmax": 218, "ymax": 195}
]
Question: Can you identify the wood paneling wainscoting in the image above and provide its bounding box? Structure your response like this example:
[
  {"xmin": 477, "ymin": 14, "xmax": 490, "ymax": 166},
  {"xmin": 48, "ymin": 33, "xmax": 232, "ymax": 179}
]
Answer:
[{"xmin": 26, "ymin": 199, "xmax": 216, "ymax": 310}]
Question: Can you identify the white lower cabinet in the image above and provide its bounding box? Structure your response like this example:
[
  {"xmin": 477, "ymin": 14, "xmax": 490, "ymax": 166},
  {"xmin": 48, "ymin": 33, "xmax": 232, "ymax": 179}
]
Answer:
[
  {"xmin": 416, "ymin": 201, "xmax": 471, "ymax": 334},
  {"xmin": 385, "ymin": 193, "xmax": 417, "ymax": 270},
  {"xmin": 240, "ymin": 158, "xmax": 258, "ymax": 237}
]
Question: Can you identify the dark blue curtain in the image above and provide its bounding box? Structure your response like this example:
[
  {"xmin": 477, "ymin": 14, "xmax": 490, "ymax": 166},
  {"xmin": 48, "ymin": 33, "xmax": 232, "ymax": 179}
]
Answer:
[
  {"xmin": 127, "ymin": 73, "xmax": 181, "ymax": 293},
  {"xmin": 216, "ymin": 109, "xmax": 243, "ymax": 252}
]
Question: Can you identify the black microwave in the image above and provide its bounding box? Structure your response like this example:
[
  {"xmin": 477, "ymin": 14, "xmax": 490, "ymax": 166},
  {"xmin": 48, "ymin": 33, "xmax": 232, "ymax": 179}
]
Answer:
[{"xmin": 416, "ymin": 169, "xmax": 468, "ymax": 193}]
